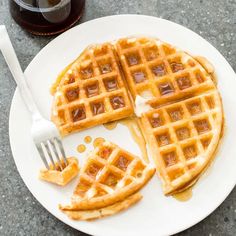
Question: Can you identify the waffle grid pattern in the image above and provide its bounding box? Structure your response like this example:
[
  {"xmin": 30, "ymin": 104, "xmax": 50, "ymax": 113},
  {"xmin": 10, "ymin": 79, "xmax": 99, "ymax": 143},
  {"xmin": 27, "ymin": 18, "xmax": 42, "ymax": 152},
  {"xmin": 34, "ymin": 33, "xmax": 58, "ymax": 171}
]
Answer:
[
  {"xmin": 141, "ymin": 90, "xmax": 222, "ymax": 192},
  {"xmin": 52, "ymin": 43, "xmax": 133, "ymax": 135},
  {"xmin": 52, "ymin": 37, "xmax": 224, "ymax": 196},
  {"xmin": 74, "ymin": 142, "xmax": 149, "ymax": 200},
  {"xmin": 116, "ymin": 37, "xmax": 215, "ymax": 106}
]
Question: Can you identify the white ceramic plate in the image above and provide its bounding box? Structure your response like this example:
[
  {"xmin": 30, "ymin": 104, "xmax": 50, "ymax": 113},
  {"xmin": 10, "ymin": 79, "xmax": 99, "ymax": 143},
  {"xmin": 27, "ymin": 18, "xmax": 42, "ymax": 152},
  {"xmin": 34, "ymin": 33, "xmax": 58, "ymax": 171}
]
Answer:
[{"xmin": 9, "ymin": 15, "xmax": 236, "ymax": 236}]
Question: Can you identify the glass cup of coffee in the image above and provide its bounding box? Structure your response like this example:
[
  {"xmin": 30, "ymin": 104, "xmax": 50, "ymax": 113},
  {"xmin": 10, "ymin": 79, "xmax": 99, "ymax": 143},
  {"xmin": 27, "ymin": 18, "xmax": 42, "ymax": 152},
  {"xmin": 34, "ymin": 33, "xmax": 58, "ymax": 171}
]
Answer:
[{"xmin": 9, "ymin": 0, "xmax": 85, "ymax": 36}]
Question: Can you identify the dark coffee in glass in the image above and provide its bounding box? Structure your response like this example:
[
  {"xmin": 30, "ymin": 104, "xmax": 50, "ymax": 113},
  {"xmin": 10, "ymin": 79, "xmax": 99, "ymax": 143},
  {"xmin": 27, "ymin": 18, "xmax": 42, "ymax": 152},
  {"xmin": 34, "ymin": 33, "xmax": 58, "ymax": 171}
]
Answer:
[{"xmin": 9, "ymin": 0, "xmax": 85, "ymax": 35}]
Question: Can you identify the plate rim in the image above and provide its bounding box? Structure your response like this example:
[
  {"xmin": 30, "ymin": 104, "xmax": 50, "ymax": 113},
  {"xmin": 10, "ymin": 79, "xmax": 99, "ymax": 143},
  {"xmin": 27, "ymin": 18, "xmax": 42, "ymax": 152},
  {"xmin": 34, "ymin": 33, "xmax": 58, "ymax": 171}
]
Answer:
[{"xmin": 9, "ymin": 14, "xmax": 236, "ymax": 236}]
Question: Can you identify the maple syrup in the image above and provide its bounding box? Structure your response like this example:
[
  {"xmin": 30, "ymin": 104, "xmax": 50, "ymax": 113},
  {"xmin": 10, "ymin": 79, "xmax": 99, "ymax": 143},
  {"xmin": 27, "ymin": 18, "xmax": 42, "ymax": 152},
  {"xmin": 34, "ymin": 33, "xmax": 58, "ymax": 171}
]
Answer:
[
  {"xmin": 163, "ymin": 151, "xmax": 177, "ymax": 166},
  {"xmin": 66, "ymin": 88, "xmax": 79, "ymax": 101},
  {"xmin": 71, "ymin": 107, "xmax": 86, "ymax": 121},
  {"xmin": 133, "ymin": 71, "xmax": 146, "ymax": 83},
  {"xmin": 85, "ymin": 83, "xmax": 99, "ymax": 97},
  {"xmin": 156, "ymin": 133, "xmax": 171, "ymax": 146},
  {"xmin": 149, "ymin": 113, "xmax": 163, "ymax": 128},
  {"xmin": 170, "ymin": 62, "xmax": 184, "ymax": 72},
  {"xmin": 91, "ymin": 102, "xmax": 104, "ymax": 115},
  {"xmin": 103, "ymin": 121, "xmax": 118, "ymax": 130},
  {"xmin": 152, "ymin": 64, "xmax": 166, "ymax": 77},
  {"xmin": 104, "ymin": 79, "xmax": 118, "ymax": 91},
  {"xmin": 103, "ymin": 118, "xmax": 149, "ymax": 163},
  {"xmin": 159, "ymin": 82, "xmax": 174, "ymax": 95},
  {"xmin": 98, "ymin": 147, "xmax": 112, "ymax": 159},
  {"xmin": 168, "ymin": 108, "xmax": 183, "ymax": 121},
  {"xmin": 183, "ymin": 145, "xmax": 197, "ymax": 159},
  {"xmin": 10, "ymin": 0, "xmax": 85, "ymax": 35},
  {"xmin": 99, "ymin": 63, "xmax": 112, "ymax": 74},
  {"xmin": 115, "ymin": 156, "xmax": 130, "ymax": 171},
  {"xmin": 84, "ymin": 135, "xmax": 92, "ymax": 144},
  {"xmin": 194, "ymin": 119, "xmax": 211, "ymax": 134},
  {"xmin": 173, "ymin": 187, "xmax": 193, "ymax": 202},
  {"xmin": 93, "ymin": 137, "xmax": 105, "ymax": 148},
  {"xmin": 110, "ymin": 96, "xmax": 125, "ymax": 109},
  {"xmin": 77, "ymin": 144, "xmax": 86, "ymax": 153},
  {"xmin": 176, "ymin": 127, "xmax": 190, "ymax": 140},
  {"xmin": 177, "ymin": 76, "xmax": 192, "ymax": 90},
  {"xmin": 127, "ymin": 54, "xmax": 140, "ymax": 66},
  {"xmin": 86, "ymin": 163, "xmax": 101, "ymax": 178},
  {"xmin": 120, "ymin": 117, "xmax": 149, "ymax": 163}
]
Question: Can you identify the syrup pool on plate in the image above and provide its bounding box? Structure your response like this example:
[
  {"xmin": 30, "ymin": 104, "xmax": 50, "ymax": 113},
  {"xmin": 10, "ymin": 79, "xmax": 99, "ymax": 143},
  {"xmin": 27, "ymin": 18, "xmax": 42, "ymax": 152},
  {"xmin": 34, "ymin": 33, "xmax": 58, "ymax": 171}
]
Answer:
[
  {"xmin": 103, "ymin": 121, "xmax": 118, "ymax": 130},
  {"xmin": 84, "ymin": 135, "xmax": 92, "ymax": 144},
  {"xmin": 120, "ymin": 117, "xmax": 149, "ymax": 163},
  {"xmin": 86, "ymin": 83, "xmax": 99, "ymax": 97},
  {"xmin": 77, "ymin": 144, "xmax": 86, "ymax": 153},
  {"xmin": 104, "ymin": 118, "xmax": 149, "ymax": 163},
  {"xmin": 173, "ymin": 187, "xmax": 193, "ymax": 202},
  {"xmin": 159, "ymin": 82, "xmax": 174, "ymax": 95},
  {"xmin": 93, "ymin": 137, "xmax": 105, "ymax": 148}
]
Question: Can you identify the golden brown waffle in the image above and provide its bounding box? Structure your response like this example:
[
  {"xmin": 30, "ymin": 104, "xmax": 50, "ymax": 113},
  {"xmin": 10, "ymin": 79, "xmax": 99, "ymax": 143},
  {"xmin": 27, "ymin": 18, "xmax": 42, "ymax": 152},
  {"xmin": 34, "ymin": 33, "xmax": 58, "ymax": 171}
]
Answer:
[
  {"xmin": 115, "ymin": 37, "xmax": 224, "ymax": 194},
  {"xmin": 115, "ymin": 37, "xmax": 216, "ymax": 107},
  {"xmin": 51, "ymin": 43, "xmax": 133, "ymax": 136},
  {"xmin": 39, "ymin": 157, "xmax": 79, "ymax": 186},
  {"xmin": 51, "ymin": 36, "xmax": 224, "ymax": 196},
  {"xmin": 140, "ymin": 90, "xmax": 223, "ymax": 194},
  {"xmin": 61, "ymin": 192, "xmax": 142, "ymax": 221},
  {"xmin": 59, "ymin": 141, "xmax": 155, "ymax": 210}
]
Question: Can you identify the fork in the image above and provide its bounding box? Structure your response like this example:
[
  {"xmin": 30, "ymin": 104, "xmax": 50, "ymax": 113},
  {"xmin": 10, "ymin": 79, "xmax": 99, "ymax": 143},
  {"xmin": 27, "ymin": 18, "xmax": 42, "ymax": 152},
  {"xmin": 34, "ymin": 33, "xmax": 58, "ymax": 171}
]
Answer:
[{"xmin": 0, "ymin": 25, "xmax": 68, "ymax": 170}]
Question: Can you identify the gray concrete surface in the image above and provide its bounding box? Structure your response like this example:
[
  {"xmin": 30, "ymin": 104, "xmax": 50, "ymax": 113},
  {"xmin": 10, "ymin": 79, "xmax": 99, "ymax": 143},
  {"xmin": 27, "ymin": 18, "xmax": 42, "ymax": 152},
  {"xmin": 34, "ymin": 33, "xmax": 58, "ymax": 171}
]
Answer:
[{"xmin": 0, "ymin": 0, "xmax": 235, "ymax": 235}]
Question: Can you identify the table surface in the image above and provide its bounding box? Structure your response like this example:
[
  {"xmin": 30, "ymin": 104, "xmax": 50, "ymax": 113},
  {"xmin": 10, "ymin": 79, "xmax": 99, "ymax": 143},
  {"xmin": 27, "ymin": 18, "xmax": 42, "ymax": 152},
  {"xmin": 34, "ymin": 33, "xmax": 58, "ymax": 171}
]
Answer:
[{"xmin": 0, "ymin": 0, "xmax": 235, "ymax": 235}]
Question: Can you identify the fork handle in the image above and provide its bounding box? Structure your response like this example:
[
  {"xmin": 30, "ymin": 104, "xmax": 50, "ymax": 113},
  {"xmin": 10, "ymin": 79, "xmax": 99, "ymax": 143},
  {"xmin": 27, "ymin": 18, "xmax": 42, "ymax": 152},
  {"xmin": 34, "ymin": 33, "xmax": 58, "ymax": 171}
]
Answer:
[{"xmin": 0, "ymin": 25, "xmax": 42, "ymax": 120}]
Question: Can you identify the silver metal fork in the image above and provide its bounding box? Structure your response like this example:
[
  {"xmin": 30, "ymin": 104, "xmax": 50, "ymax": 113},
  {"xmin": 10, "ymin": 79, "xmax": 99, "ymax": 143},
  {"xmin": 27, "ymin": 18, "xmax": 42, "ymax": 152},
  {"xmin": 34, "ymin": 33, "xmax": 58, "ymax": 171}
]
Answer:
[{"xmin": 0, "ymin": 25, "xmax": 68, "ymax": 170}]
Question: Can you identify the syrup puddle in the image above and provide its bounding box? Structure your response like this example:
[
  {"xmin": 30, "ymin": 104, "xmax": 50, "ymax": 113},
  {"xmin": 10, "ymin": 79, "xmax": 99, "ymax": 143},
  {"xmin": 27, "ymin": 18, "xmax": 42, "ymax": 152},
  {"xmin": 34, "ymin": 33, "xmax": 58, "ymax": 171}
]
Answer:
[
  {"xmin": 77, "ymin": 136, "xmax": 106, "ymax": 153},
  {"xmin": 103, "ymin": 121, "xmax": 118, "ymax": 130},
  {"xmin": 172, "ymin": 187, "xmax": 193, "ymax": 202},
  {"xmin": 77, "ymin": 144, "xmax": 86, "ymax": 153},
  {"xmin": 103, "ymin": 117, "xmax": 149, "ymax": 163},
  {"xmin": 84, "ymin": 135, "xmax": 92, "ymax": 144},
  {"xmin": 93, "ymin": 137, "xmax": 105, "ymax": 148}
]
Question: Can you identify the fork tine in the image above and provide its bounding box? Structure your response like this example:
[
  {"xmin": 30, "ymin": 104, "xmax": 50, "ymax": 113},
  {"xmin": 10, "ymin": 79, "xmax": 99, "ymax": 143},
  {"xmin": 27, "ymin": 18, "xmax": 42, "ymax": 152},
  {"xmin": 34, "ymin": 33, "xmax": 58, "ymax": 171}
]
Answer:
[
  {"xmin": 49, "ymin": 139, "xmax": 63, "ymax": 171},
  {"xmin": 55, "ymin": 137, "xmax": 68, "ymax": 166},
  {"xmin": 36, "ymin": 143, "xmax": 49, "ymax": 170},
  {"xmin": 44, "ymin": 142, "xmax": 56, "ymax": 170}
]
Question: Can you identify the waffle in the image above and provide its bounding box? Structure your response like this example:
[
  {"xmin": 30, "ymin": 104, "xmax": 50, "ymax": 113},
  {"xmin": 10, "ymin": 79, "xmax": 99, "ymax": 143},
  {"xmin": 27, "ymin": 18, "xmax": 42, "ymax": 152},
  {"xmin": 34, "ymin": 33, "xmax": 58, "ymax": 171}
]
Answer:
[
  {"xmin": 140, "ymin": 90, "xmax": 223, "ymax": 194},
  {"xmin": 115, "ymin": 36, "xmax": 224, "ymax": 194},
  {"xmin": 115, "ymin": 37, "xmax": 216, "ymax": 107},
  {"xmin": 51, "ymin": 43, "xmax": 133, "ymax": 136},
  {"xmin": 62, "ymin": 192, "xmax": 142, "ymax": 221},
  {"xmin": 51, "ymin": 36, "xmax": 224, "ymax": 196},
  {"xmin": 39, "ymin": 157, "xmax": 79, "ymax": 186},
  {"xmin": 59, "ymin": 141, "xmax": 155, "ymax": 211}
]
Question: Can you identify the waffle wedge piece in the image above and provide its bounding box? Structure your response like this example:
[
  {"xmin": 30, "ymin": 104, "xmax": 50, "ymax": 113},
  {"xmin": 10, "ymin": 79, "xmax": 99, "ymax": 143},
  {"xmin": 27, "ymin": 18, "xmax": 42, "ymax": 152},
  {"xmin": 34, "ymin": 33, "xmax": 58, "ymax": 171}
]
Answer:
[
  {"xmin": 61, "ymin": 192, "xmax": 142, "ymax": 221},
  {"xmin": 60, "ymin": 142, "xmax": 155, "ymax": 211},
  {"xmin": 115, "ymin": 37, "xmax": 216, "ymax": 106},
  {"xmin": 140, "ymin": 90, "xmax": 223, "ymax": 195},
  {"xmin": 51, "ymin": 43, "xmax": 133, "ymax": 136}
]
